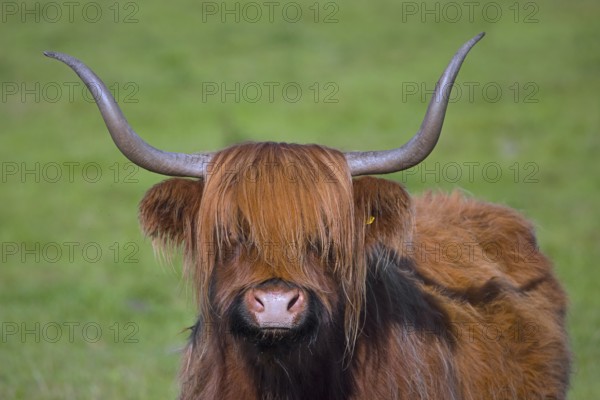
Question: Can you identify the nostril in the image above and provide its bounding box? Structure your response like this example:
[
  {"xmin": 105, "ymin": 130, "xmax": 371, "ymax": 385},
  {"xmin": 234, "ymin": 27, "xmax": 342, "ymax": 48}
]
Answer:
[
  {"xmin": 287, "ymin": 293, "xmax": 299, "ymax": 311},
  {"xmin": 254, "ymin": 296, "xmax": 264, "ymax": 308},
  {"xmin": 245, "ymin": 291, "xmax": 265, "ymax": 313},
  {"xmin": 287, "ymin": 291, "xmax": 305, "ymax": 313},
  {"xmin": 252, "ymin": 295, "xmax": 265, "ymax": 312}
]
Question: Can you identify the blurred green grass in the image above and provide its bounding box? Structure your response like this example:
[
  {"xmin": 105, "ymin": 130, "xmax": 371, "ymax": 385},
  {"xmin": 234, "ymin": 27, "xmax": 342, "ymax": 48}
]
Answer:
[{"xmin": 1, "ymin": 0, "xmax": 598, "ymax": 398}]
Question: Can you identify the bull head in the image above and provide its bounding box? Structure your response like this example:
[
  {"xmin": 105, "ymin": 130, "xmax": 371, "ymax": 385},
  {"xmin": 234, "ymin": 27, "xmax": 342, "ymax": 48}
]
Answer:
[{"xmin": 44, "ymin": 33, "xmax": 483, "ymax": 359}]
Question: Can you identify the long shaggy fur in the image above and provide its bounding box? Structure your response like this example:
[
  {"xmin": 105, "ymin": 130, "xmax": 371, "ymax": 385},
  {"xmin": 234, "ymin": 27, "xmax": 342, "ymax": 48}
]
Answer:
[{"xmin": 139, "ymin": 142, "xmax": 570, "ymax": 400}]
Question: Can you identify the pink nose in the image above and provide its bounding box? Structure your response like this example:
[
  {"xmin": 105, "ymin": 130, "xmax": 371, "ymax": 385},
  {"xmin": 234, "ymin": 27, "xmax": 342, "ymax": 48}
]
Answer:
[{"xmin": 244, "ymin": 284, "xmax": 307, "ymax": 329}]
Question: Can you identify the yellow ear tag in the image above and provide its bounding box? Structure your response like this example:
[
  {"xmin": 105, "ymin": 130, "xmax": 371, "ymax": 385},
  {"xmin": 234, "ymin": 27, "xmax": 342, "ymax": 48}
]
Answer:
[{"xmin": 366, "ymin": 216, "xmax": 375, "ymax": 225}]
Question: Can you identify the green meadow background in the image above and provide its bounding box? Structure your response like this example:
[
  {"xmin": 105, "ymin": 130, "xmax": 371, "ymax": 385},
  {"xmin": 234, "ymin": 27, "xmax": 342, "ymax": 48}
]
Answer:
[{"xmin": 1, "ymin": 0, "xmax": 598, "ymax": 398}]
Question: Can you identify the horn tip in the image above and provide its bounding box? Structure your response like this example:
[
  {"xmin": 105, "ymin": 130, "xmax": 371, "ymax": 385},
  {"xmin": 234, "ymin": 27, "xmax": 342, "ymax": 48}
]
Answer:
[
  {"xmin": 43, "ymin": 51, "xmax": 73, "ymax": 64},
  {"xmin": 44, "ymin": 51, "xmax": 61, "ymax": 60}
]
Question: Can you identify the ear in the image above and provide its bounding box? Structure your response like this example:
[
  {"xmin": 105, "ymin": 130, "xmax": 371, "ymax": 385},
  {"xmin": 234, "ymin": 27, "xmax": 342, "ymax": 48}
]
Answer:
[
  {"xmin": 352, "ymin": 176, "xmax": 414, "ymax": 251},
  {"xmin": 139, "ymin": 178, "xmax": 204, "ymax": 250}
]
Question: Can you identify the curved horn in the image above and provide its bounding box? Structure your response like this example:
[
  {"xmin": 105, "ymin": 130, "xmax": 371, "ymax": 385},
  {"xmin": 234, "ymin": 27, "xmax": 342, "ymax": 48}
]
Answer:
[
  {"xmin": 44, "ymin": 51, "xmax": 212, "ymax": 177},
  {"xmin": 345, "ymin": 32, "xmax": 485, "ymax": 176}
]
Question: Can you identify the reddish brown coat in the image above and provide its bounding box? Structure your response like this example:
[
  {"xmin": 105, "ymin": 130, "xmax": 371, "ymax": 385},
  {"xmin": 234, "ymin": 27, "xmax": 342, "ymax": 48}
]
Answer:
[{"xmin": 140, "ymin": 143, "xmax": 570, "ymax": 400}]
